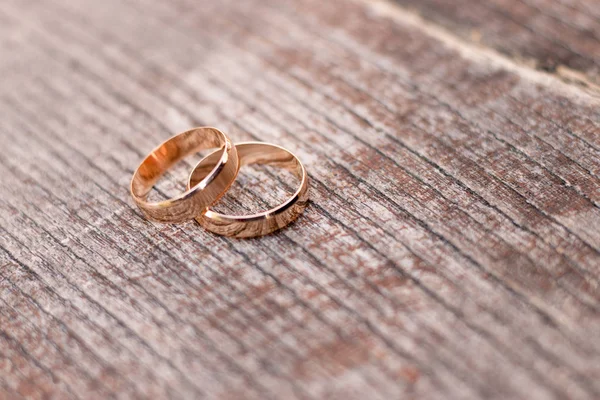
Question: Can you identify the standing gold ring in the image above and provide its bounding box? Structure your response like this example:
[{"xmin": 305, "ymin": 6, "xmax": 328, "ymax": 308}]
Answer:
[
  {"xmin": 131, "ymin": 127, "xmax": 239, "ymax": 223},
  {"xmin": 187, "ymin": 142, "xmax": 309, "ymax": 238}
]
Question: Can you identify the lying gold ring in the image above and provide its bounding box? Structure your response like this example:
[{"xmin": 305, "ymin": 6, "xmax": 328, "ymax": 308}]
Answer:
[
  {"xmin": 131, "ymin": 127, "xmax": 239, "ymax": 223},
  {"xmin": 187, "ymin": 142, "xmax": 309, "ymax": 238}
]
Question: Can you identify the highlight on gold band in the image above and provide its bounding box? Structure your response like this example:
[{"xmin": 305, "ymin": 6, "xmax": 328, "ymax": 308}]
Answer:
[
  {"xmin": 130, "ymin": 127, "xmax": 239, "ymax": 223},
  {"xmin": 187, "ymin": 142, "xmax": 309, "ymax": 238}
]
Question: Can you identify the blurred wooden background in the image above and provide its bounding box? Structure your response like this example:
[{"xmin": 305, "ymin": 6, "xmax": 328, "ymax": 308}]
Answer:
[{"xmin": 1, "ymin": 0, "xmax": 599, "ymax": 398}]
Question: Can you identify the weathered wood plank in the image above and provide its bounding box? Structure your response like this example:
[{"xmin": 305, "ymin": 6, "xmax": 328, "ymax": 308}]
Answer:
[
  {"xmin": 392, "ymin": 0, "xmax": 600, "ymax": 84},
  {"xmin": 1, "ymin": 0, "xmax": 599, "ymax": 398}
]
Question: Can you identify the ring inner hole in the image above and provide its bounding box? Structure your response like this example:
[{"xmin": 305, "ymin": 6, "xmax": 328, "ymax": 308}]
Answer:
[
  {"xmin": 145, "ymin": 149, "xmax": 214, "ymax": 203},
  {"xmin": 212, "ymin": 163, "xmax": 299, "ymax": 215}
]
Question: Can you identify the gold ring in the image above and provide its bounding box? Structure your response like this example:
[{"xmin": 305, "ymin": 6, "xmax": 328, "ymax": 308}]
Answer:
[
  {"xmin": 131, "ymin": 127, "xmax": 239, "ymax": 223},
  {"xmin": 187, "ymin": 142, "xmax": 309, "ymax": 238}
]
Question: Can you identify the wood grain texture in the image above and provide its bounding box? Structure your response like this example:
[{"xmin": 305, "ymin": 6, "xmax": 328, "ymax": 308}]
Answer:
[
  {"xmin": 0, "ymin": 0, "xmax": 599, "ymax": 398},
  {"xmin": 393, "ymin": 0, "xmax": 600, "ymax": 84}
]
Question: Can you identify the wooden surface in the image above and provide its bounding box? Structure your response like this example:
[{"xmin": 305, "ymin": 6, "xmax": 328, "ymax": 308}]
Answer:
[
  {"xmin": 394, "ymin": 0, "xmax": 600, "ymax": 84},
  {"xmin": 1, "ymin": 0, "xmax": 599, "ymax": 398}
]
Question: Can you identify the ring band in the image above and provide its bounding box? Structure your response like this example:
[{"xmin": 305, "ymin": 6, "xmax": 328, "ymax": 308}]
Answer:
[
  {"xmin": 131, "ymin": 127, "xmax": 239, "ymax": 223},
  {"xmin": 187, "ymin": 142, "xmax": 309, "ymax": 238}
]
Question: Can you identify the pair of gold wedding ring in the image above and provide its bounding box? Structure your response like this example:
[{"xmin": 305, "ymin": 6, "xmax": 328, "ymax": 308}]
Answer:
[{"xmin": 130, "ymin": 127, "xmax": 309, "ymax": 238}]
